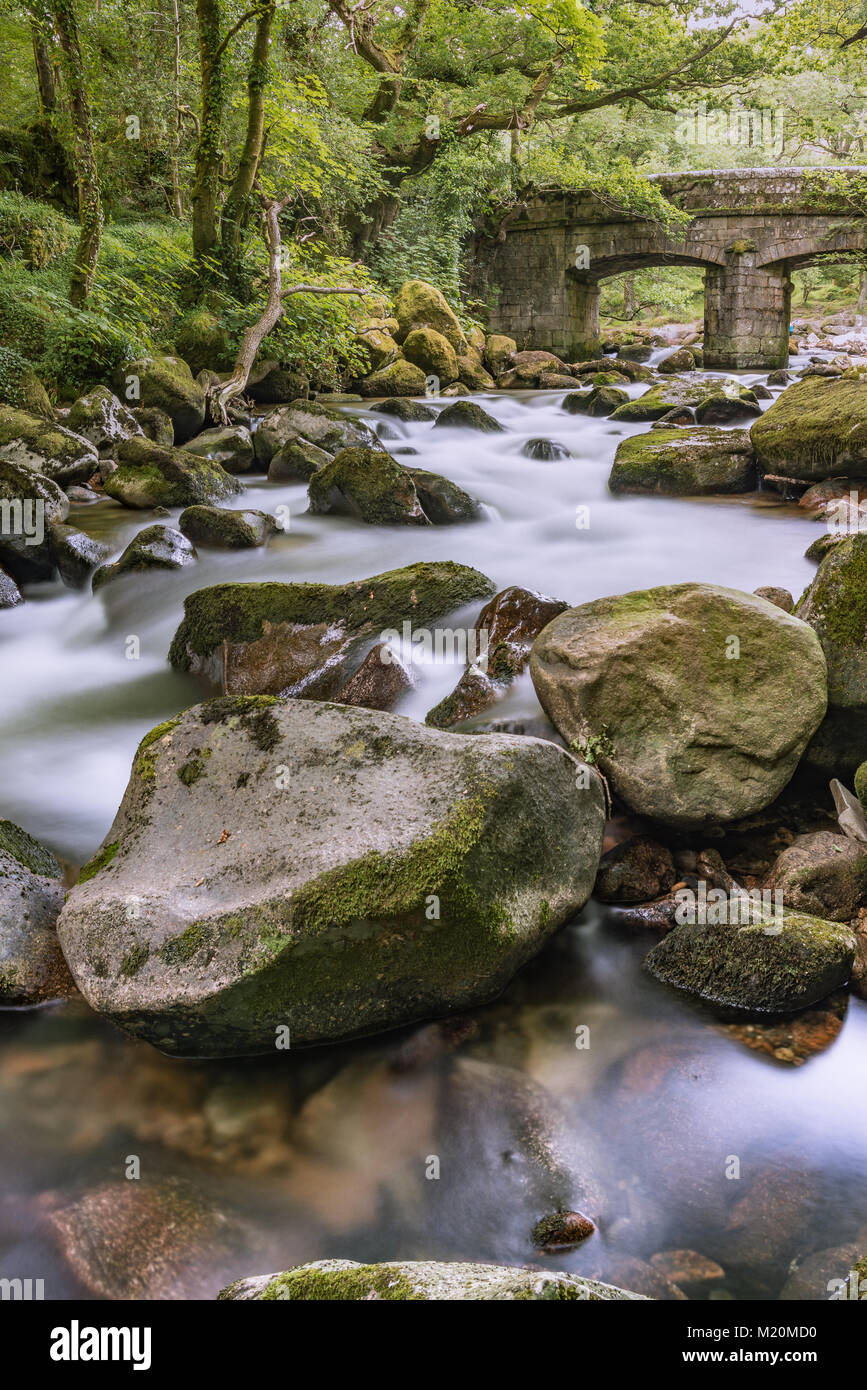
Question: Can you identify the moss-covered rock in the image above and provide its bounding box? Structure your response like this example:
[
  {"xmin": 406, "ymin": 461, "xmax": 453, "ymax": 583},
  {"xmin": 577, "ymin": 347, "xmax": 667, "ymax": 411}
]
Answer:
[
  {"xmin": 610, "ymin": 376, "xmax": 758, "ymax": 423},
  {"xmin": 178, "ymin": 505, "xmax": 276, "ymax": 550},
  {"xmin": 0, "ymin": 347, "xmax": 53, "ymax": 417},
  {"xmin": 0, "ymin": 405, "xmax": 97, "ymax": 485},
  {"xmin": 67, "ymin": 386, "xmax": 141, "ymax": 451},
  {"xmin": 521, "ymin": 438, "xmax": 570, "ymax": 461},
  {"xmin": 432, "ymin": 400, "xmax": 503, "ymax": 433},
  {"xmin": 358, "ymin": 358, "xmax": 428, "ymax": 398},
  {"xmin": 103, "ymin": 436, "xmax": 242, "ymax": 510},
  {"xmin": 797, "ymin": 533, "xmax": 867, "ymax": 778},
  {"xmin": 402, "ymin": 327, "xmax": 459, "ymax": 385},
  {"xmin": 751, "ymin": 375, "xmax": 867, "ymax": 481},
  {"xmin": 658, "ymin": 347, "xmax": 697, "ymax": 373},
  {"xmin": 131, "ymin": 407, "xmax": 174, "ymax": 446},
  {"xmin": 218, "ymin": 1258, "xmax": 643, "ymax": 1301},
  {"xmin": 92, "ymin": 524, "xmax": 197, "ymax": 592},
  {"xmin": 394, "ymin": 280, "xmax": 467, "ymax": 353},
  {"xmin": 356, "ymin": 325, "xmax": 400, "ymax": 373},
  {"xmin": 254, "ymin": 400, "xmax": 375, "ymax": 466},
  {"xmin": 370, "ymin": 398, "xmax": 434, "ymax": 423},
  {"xmin": 563, "ymin": 386, "xmax": 628, "ymax": 417},
  {"xmin": 609, "ymin": 428, "xmax": 757, "ymax": 496},
  {"xmin": 307, "ymin": 447, "xmax": 429, "ymax": 525},
  {"xmin": 457, "ymin": 352, "xmax": 495, "ymax": 391},
  {"xmin": 0, "ymin": 817, "xmax": 74, "ymax": 1005},
  {"xmin": 644, "ymin": 910, "xmax": 855, "ymax": 1013},
  {"xmin": 407, "ymin": 468, "xmax": 481, "ymax": 524},
  {"xmin": 112, "ymin": 355, "xmax": 206, "ymax": 444},
  {"xmin": 167, "ymin": 561, "xmax": 496, "ymax": 694},
  {"xmin": 0, "ymin": 458, "xmax": 68, "ymax": 582},
  {"xmin": 56, "ymin": 699, "xmax": 605, "ymax": 1055},
  {"xmin": 183, "ymin": 425, "xmax": 254, "ymax": 474},
  {"xmin": 531, "ymin": 583, "xmax": 828, "ymax": 829},
  {"xmin": 484, "ymin": 334, "xmax": 517, "ymax": 376}
]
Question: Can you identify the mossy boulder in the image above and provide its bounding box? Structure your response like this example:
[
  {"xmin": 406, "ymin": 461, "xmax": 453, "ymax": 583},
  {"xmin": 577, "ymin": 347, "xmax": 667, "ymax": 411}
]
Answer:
[
  {"xmin": 92, "ymin": 524, "xmax": 197, "ymax": 592},
  {"xmin": 0, "ymin": 458, "xmax": 68, "ymax": 583},
  {"xmin": 56, "ymin": 699, "xmax": 605, "ymax": 1055},
  {"xmin": 0, "ymin": 348, "xmax": 53, "ymax": 417},
  {"xmin": 218, "ymin": 1259, "xmax": 643, "ymax": 1301},
  {"xmin": 797, "ymin": 533, "xmax": 867, "ymax": 778},
  {"xmin": 0, "ymin": 817, "xmax": 74, "ymax": 1005},
  {"xmin": 644, "ymin": 911, "xmax": 855, "ymax": 1013},
  {"xmin": 408, "ymin": 468, "xmax": 482, "ymax": 524},
  {"xmin": 610, "ymin": 377, "xmax": 759, "ymax": 424},
  {"xmin": 370, "ymin": 398, "xmax": 434, "ymax": 424},
  {"xmin": 658, "ymin": 347, "xmax": 697, "ymax": 373},
  {"xmin": 167, "ymin": 561, "xmax": 496, "ymax": 695},
  {"xmin": 484, "ymin": 334, "xmax": 516, "ymax": 376},
  {"xmin": 0, "ymin": 405, "xmax": 97, "ymax": 485},
  {"xmin": 132, "ymin": 407, "xmax": 174, "ymax": 446},
  {"xmin": 563, "ymin": 386, "xmax": 628, "ymax": 417},
  {"xmin": 522, "ymin": 438, "xmax": 570, "ymax": 461},
  {"xmin": 67, "ymin": 386, "xmax": 141, "ymax": 451},
  {"xmin": 609, "ymin": 428, "xmax": 757, "ymax": 496},
  {"xmin": 246, "ymin": 361, "xmax": 309, "ymax": 405},
  {"xmin": 356, "ymin": 326, "xmax": 400, "ymax": 373},
  {"xmin": 103, "ymin": 436, "xmax": 242, "ymax": 510},
  {"xmin": 358, "ymin": 359, "xmax": 428, "ymax": 398},
  {"xmin": 530, "ymin": 583, "xmax": 828, "ymax": 829},
  {"xmin": 113, "ymin": 355, "xmax": 206, "ymax": 444},
  {"xmin": 402, "ymin": 327, "xmax": 459, "ymax": 385},
  {"xmin": 179, "ymin": 506, "xmax": 277, "ymax": 550},
  {"xmin": 254, "ymin": 400, "xmax": 376, "ymax": 466},
  {"xmin": 308, "ymin": 447, "xmax": 429, "ymax": 525},
  {"xmin": 49, "ymin": 522, "xmax": 110, "ymax": 589},
  {"xmin": 183, "ymin": 425, "xmax": 254, "ymax": 474},
  {"xmin": 751, "ymin": 375, "xmax": 867, "ymax": 481},
  {"xmin": 432, "ymin": 400, "xmax": 503, "ymax": 433},
  {"xmin": 457, "ymin": 352, "xmax": 496, "ymax": 391},
  {"xmin": 765, "ymin": 831, "xmax": 867, "ymax": 922},
  {"xmin": 268, "ymin": 437, "xmax": 330, "ymax": 482},
  {"xmin": 856, "ymin": 761, "xmax": 867, "ymax": 809},
  {"xmin": 394, "ymin": 280, "xmax": 467, "ymax": 353}
]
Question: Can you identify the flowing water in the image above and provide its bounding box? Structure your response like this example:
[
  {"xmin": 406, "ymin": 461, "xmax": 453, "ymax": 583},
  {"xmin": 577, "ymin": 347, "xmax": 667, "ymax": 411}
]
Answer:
[{"xmin": 2, "ymin": 352, "xmax": 865, "ymax": 1300}]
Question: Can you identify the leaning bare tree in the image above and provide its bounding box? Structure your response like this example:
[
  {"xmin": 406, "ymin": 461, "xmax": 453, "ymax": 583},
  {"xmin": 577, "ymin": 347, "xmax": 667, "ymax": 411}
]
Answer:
[{"xmin": 207, "ymin": 193, "xmax": 368, "ymax": 424}]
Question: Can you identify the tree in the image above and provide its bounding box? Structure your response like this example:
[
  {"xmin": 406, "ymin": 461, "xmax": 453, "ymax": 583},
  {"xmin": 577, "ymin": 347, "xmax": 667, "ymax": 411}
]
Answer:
[{"xmin": 47, "ymin": 0, "xmax": 103, "ymax": 304}]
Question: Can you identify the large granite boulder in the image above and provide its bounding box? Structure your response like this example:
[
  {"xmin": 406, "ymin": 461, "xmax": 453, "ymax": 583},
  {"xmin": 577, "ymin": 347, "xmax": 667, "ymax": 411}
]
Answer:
[
  {"xmin": 609, "ymin": 428, "xmax": 756, "ymax": 496},
  {"xmin": 798, "ymin": 533, "xmax": 867, "ymax": 777},
  {"xmin": 56, "ymin": 699, "xmax": 605, "ymax": 1055},
  {"xmin": 530, "ymin": 583, "xmax": 828, "ymax": 828},
  {"xmin": 103, "ymin": 436, "xmax": 242, "ymax": 509},
  {"xmin": 0, "ymin": 818, "xmax": 74, "ymax": 1005},
  {"xmin": 0, "ymin": 406, "xmax": 98, "ymax": 485},
  {"xmin": 112, "ymin": 355, "xmax": 206, "ymax": 444},
  {"xmin": 751, "ymin": 374, "xmax": 867, "ymax": 480}
]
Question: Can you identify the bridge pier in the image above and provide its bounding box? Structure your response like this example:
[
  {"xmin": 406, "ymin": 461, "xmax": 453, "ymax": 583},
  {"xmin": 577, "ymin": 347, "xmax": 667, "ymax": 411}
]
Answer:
[
  {"xmin": 702, "ymin": 256, "xmax": 791, "ymax": 370},
  {"xmin": 566, "ymin": 277, "xmax": 602, "ymax": 360}
]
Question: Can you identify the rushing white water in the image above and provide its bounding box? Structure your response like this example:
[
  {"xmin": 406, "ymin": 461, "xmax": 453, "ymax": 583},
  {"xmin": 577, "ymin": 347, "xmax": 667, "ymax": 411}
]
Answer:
[{"xmin": 0, "ymin": 363, "xmax": 820, "ymax": 864}]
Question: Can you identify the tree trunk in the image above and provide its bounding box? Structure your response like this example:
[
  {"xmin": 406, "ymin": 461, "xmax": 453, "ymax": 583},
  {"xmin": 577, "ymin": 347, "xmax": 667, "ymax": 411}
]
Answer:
[
  {"xmin": 220, "ymin": 1, "xmax": 275, "ymax": 270},
  {"xmin": 192, "ymin": 0, "xmax": 224, "ymax": 259},
  {"xmin": 31, "ymin": 21, "xmax": 57, "ymax": 112},
  {"xmin": 623, "ymin": 273, "xmax": 636, "ymax": 319},
  {"xmin": 209, "ymin": 197, "xmax": 368, "ymax": 423},
  {"xmin": 169, "ymin": 0, "xmax": 183, "ymax": 217},
  {"xmin": 50, "ymin": 0, "xmax": 102, "ymax": 306}
]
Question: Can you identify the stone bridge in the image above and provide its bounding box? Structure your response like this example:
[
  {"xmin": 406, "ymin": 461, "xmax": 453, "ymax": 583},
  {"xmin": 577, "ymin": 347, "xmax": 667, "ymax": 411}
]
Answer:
[{"xmin": 480, "ymin": 168, "xmax": 867, "ymax": 368}]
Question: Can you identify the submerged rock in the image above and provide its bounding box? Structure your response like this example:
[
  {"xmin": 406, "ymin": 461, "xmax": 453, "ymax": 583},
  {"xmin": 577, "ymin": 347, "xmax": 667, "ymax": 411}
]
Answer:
[
  {"xmin": 644, "ymin": 911, "xmax": 855, "ymax": 1012},
  {"xmin": 610, "ymin": 377, "xmax": 759, "ymax": 424},
  {"xmin": 0, "ymin": 818, "xmax": 73, "ymax": 1006},
  {"xmin": 56, "ymin": 699, "xmax": 605, "ymax": 1055},
  {"xmin": 751, "ymin": 374, "xmax": 867, "ymax": 480},
  {"xmin": 370, "ymin": 398, "xmax": 435, "ymax": 424},
  {"xmin": 609, "ymin": 428, "xmax": 756, "ymax": 496},
  {"xmin": 92, "ymin": 525, "xmax": 197, "ymax": 591},
  {"xmin": 426, "ymin": 586, "xmax": 567, "ymax": 729},
  {"xmin": 531, "ymin": 1211, "xmax": 595, "ymax": 1253},
  {"xmin": 407, "ymin": 468, "xmax": 482, "ymax": 524},
  {"xmin": 49, "ymin": 523, "xmax": 111, "ymax": 589},
  {"xmin": 563, "ymin": 387, "xmax": 628, "ymax": 417},
  {"xmin": 530, "ymin": 583, "xmax": 828, "ymax": 829},
  {"xmin": 521, "ymin": 438, "xmax": 570, "ymax": 461},
  {"xmin": 218, "ymin": 1258, "xmax": 643, "ymax": 1301},
  {"xmin": 178, "ymin": 506, "xmax": 277, "ymax": 550},
  {"xmin": 167, "ymin": 561, "xmax": 495, "ymax": 696},
  {"xmin": 103, "ymin": 436, "xmax": 242, "ymax": 509},
  {"xmin": 333, "ymin": 642, "xmax": 413, "ymax": 711}
]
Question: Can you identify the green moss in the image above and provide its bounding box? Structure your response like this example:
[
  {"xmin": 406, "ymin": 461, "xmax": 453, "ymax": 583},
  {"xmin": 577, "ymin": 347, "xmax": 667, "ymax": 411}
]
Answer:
[
  {"xmin": 120, "ymin": 942, "xmax": 150, "ymax": 976},
  {"xmin": 0, "ymin": 819, "xmax": 60, "ymax": 877},
  {"xmin": 134, "ymin": 715, "xmax": 184, "ymax": 785},
  {"xmin": 260, "ymin": 1266, "xmax": 424, "ymax": 1301},
  {"xmin": 159, "ymin": 922, "xmax": 213, "ymax": 966},
  {"xmin": 77, "ymin": 840, "xmax": 119, "ymax": 884},
  {"xmin": 168, "ymin": 563, "xmax": 495, "ymax": 667},
  {"xmin": 199, "ymin": 695, "xmax": 281, "ymax": 751},
  {"xmin": 178, "ymin": 748, "xmax": 212, "ymax": 785},
  {"xmin": 855, "ymin": 761, "xmax": 867, "ymax": 810}
]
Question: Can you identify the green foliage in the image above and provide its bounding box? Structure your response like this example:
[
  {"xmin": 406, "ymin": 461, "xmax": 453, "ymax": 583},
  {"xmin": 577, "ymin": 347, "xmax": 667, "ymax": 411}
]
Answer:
[
  {"xmin": 0, "ymin": 344, "xmax": 35, "ymax": 407},
  {"xmin": 0, "ymin": 191, "xmax": 74, "ymax": 268}
]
